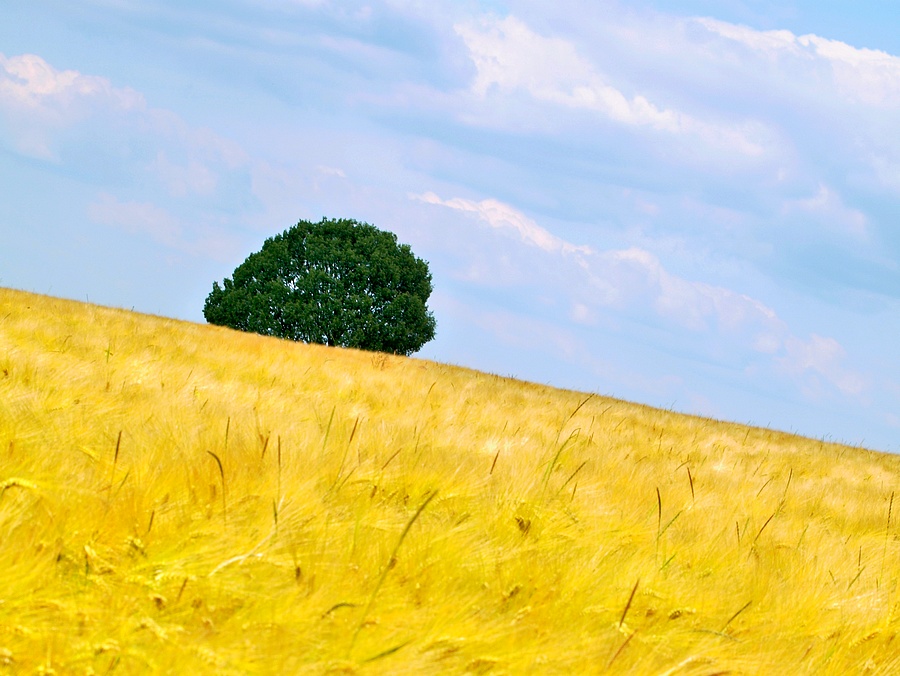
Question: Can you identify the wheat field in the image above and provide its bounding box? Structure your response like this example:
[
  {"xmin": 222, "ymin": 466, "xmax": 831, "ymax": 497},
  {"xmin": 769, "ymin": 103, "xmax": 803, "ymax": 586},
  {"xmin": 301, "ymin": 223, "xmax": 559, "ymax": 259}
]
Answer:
[{"xmin": 2, "ymin": 287, "xmax": 900, "ymax": 674}]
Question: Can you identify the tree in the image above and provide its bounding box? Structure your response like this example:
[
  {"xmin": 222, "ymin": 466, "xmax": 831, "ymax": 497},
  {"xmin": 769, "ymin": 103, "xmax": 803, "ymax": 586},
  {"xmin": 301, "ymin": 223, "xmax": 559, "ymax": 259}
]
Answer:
[{"xmin": 203, "ymin": 218, "xmax": 436, "ymax": 356}]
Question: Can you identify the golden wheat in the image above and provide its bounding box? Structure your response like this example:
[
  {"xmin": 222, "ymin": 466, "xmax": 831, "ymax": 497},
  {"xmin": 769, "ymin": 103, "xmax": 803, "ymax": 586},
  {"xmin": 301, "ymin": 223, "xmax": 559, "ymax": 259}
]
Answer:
[{"xmin": 2, "ymin": 287, "xmax": 900, "ymax": 674}]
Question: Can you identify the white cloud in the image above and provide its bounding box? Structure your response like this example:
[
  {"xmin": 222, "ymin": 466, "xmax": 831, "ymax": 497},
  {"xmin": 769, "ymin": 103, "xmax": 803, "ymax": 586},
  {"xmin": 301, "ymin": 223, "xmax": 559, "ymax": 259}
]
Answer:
[
  {"xmin": 412, "ymin": 191, "xmax": 591, "ymax": 254},
  {"xmin": 871, "ymin": 157, "xmax": 900, "ymax": 193},
  {"xmin": 0, "ymin": 52, "xmax": 143, "ymax": 111},
  {"xmin": 416, "ymin": 188, "xmax": 870, "ymax": 404},
  {"xmin": 0, "ymin": 52, "xmax": 250, "ymax": 194},
  {"xmin": 0, "ymin": 51, "xmax": 270, "ymax": 256},
  {"xmin": 142, "ymin": 108, "xmax": 249, "ymax": 172},
  {"xmin": 782, "ymin": 183, "xmax": 868, "ymax": 239},
  {"xmin": 317, "ymin": 165, "xmax": 347, "ymax": 178},
  {"xmin": 454, "ymin": 15, "xmax": 765, "ymax": 155},
  {"xmin": 594, "ymin": 246, "xmax": 784, "ymax": 342},
  {"xmin": 0, "ymin": 52, "xmax": 144, "ymax": 159},
  {"xmin": 570, "ymin": 301, "xmax": 594, "ymax": 325},
  {"xmin": 88, "ymin": 193, "xmax": 182, "ymax": 247},
  {"xmin": 805, "ymin": 36, "xmax": 900, "ymax": 104},
  {"xmin": 152, "ymin": 151, "xmax": 218, "ymax": 197},
  {"xmin": 87, "ymin": 193, "xmax": 242, "ymax": 262},
  {"xmin": 695, "ymin": 18, "xmax": 900, "ymax": 106},
  {"xmin": 416, "ymin": 191, "xmax": 786, "ymax": 348},
  {"xmin": 455, "ymin": 16, "xmax": 677, "ymax": 130},
  {"xmin": 778, "ymin": 334, "xmax": 867, "ymax": 398},
  {"xmin": 681, "ymin": 15, "xmax": 900, "ymax": 206},
  {"xmin": 692, "ymin": 21, "xmax": 799, "ymax": 59}
]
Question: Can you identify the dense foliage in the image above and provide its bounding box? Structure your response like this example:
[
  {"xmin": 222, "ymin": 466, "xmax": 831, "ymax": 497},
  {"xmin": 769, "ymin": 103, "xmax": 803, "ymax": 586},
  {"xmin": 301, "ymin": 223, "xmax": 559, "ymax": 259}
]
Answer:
[{"xmin": 203, "ymin": 218, "xmax": 436, "ymax": 355}]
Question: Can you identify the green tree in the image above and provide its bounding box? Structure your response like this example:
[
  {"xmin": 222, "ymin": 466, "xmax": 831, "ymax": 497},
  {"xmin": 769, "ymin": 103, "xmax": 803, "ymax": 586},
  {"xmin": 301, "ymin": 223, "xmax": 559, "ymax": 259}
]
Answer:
[{"xmin": 203, "ymin": 218, "xmax": 436, "ymax": 356}]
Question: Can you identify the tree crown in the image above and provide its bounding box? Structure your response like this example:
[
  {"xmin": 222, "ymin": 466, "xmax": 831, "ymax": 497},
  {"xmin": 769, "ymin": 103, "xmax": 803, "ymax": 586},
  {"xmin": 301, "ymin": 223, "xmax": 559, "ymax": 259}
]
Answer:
[{"xmin": 203, "ymin": 218, "xmax": 436, "ymax": 355}]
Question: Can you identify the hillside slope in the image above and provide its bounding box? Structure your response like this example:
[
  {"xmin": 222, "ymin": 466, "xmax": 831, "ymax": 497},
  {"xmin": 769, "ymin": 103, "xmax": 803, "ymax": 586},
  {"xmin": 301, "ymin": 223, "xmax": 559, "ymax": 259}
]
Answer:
[{"xmin": 1, "ymin": 287, "xmax": 900, "ymax": 674}]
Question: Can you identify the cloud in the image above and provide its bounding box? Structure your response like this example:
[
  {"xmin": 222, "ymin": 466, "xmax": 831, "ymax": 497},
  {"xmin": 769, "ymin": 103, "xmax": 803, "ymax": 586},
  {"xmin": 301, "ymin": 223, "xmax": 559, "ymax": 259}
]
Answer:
[
  {"xmin": 453, "ymin": 15, "xmax": 766, "ymax": 155},
  {"xmin": 871, "ymin": 157, "xmax": 900, "ymax": 193},
  {"xmin": 0, "ymin": 52, "xmax": 144, "ymax": 159},
  {"xmin": 591, "ymin": 246, "xmax": 785, "ymax": 345},
  {"xmin": 0, "ymin": 51, "xmax": 271, "ymax": 260},
  {"xmin": 88, "ymin": 193, "xmax": 182, "ymax": 248},
  {"xmin": 454, "ymin": 16, "xmax": 677, "ymax": 130},
  {"xmin": 152, "ymin": 151, "xmax": 218, "ymax": 197},
  {"xmin": 140, "ymin": 109, "xmax": 250, "ymax": 195},
  {"xmin": 0, "ymin": 52, "xmax": 251, "ymax": 198},
  {"xmin": 415, "ymin": 188, "xmax": 873, "ymax": 404},
  {"xmin": 416, "ymin": 190, "xmax": 785, "ymax": 347},
  {"xmin": 778, "ymin": 334, "xmax": 867, "ymax": 398},
  {"xmin": 0, "ymin": 52, "xmax": 143, "ymax": 112},
  {"xmin": 317, "ymin": 165, "xmax": 347, "ymax": 178},
  {"xmin": 675, "ymin": 13, "xmax": 900, "ymax": 215},
  {"xmin": 695, "ymin": 18, "xmax": 900, "ymax": 106},
  {"xmin": 781, "ymin": 183, "xmax": 868, "ymax": 239},
  {"xmin": 432, "ymin": 292, "xmax": 680, "ymax": 395},
  {"xmin": 412, "ymin": 191, "xmax": 590, "ymax": 254},
  {"xmin": 87, "ymin": 193, "xmax": 243, "ymax": 262}
]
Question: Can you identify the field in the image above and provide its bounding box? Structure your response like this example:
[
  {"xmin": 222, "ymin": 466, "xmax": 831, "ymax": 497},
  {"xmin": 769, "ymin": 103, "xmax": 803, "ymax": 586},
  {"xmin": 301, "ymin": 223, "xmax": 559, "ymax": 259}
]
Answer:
[{"xmin": 2, "ymin": 287, "xmax": 900, "ymax": 674}]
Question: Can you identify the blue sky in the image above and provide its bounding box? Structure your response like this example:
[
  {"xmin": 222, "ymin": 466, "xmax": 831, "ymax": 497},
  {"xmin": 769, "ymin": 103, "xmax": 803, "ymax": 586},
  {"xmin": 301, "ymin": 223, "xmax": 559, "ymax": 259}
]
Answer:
[{"xmin": 2, "ymin": 1, "xmax": 899, "ymax": 451}]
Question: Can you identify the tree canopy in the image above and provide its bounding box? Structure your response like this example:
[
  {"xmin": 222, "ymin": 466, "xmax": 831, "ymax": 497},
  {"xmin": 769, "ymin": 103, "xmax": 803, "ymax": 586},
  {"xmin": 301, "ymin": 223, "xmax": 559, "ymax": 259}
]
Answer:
[{"xmin": 203, "ymin": 218, "xmax": 436, "ymax": 356}]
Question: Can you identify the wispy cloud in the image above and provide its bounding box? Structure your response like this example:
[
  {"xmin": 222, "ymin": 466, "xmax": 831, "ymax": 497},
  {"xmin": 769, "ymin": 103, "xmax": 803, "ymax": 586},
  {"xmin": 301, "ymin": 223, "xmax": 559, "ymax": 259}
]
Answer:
[
  {"xmin": 778, "ymin": 334, "xmax": 867, "ymax": 399},
  {"xmin": 0, "ymin": 52, "xmax": 251, "ymax": 190},
  {"xmin": 416, "ymin": 190, "xmax": 867, "ymax": 401},
  {"xmin": 87, "ymin": 193, "xmax": 242, "ymax": 262},
  {"xmin": 0, "ymin": 52, "xmax": 267, "ymax": 259},
  {"xmin": 412, "ymin": 191, "xmax": 591, "ymax": 254},
  {"xmin": 416, "ymin": 190, "xmax": 781, "ymax": 339},
  {"xmin": 781, "ymin": 184, "xmax": 868, "ymax": 239},
  {"xmin": 88, "ymin": 193, "xmax": 182, "ymax": 247},
  {"xmin": 152, "ymin": 151, "xmax": 218, "ymax": 198}
]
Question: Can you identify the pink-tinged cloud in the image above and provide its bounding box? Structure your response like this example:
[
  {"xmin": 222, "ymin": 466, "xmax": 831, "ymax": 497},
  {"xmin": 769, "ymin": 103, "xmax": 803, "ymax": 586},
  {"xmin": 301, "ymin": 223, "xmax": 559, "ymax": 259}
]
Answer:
[{"xmin": 0, "ymin": 52, "xmax": 144, "ymax": 159}]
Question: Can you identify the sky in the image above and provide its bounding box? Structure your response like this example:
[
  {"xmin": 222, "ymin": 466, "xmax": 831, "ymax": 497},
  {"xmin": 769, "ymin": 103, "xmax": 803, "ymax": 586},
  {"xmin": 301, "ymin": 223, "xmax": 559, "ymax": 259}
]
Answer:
[{"xmin": 1, "ymin": 1, "xmax": 899, "ymax": 452}]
